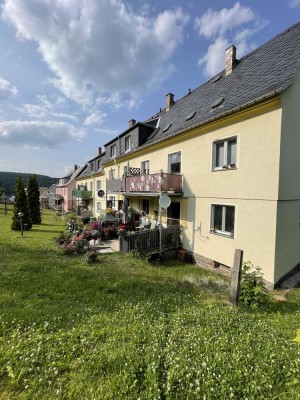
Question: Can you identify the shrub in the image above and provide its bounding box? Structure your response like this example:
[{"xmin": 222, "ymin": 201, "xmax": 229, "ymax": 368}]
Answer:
[
  {"xmin": 55, "ymin": 231, "xmax": 72, "ymax": 245},
  {"xmin": 61, "ymin": 242, "xmax": 76, "ymax": 255},
  {"xmin": 239, "ymin": 261, "xmax": 268, "ymax": 308},
  {"xmin": 83, "ymin": 251, "xmax": 98, "ymax": 264},
  {"xmin": 73, "ymin": 238, "xmax": 88, "ymax": 254}
]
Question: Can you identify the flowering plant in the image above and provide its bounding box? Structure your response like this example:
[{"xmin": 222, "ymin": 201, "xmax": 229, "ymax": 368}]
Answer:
[
  {"xmin": 118, "ymin": 224, "xmax": 126, "ymax": 236},
  {"xmin": 91, "ymin": 221, "xmax": 101, "ymax": 230}
]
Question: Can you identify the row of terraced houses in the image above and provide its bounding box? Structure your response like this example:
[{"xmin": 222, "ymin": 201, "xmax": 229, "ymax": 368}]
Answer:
[{"xmin": 55, "ymin": 22, "xmax": 300, "ymax": 288}]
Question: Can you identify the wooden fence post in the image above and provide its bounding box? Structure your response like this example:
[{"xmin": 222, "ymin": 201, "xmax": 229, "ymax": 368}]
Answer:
[{"xmin": 230, "ymin": 249, "xmax": 244, "ymax": 305}]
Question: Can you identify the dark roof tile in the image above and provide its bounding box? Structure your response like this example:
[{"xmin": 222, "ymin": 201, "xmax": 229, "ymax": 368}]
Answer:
[{"xmin": 139, "ymin": 22, "xmax": 300, "ymax": 148}]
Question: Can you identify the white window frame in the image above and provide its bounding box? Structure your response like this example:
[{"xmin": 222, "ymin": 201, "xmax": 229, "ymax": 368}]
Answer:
[
  {"xmin": 96, "ymin": 180, "xmax": 101, "ymax": 190},
  {"xmin": 109, "ymin": 196, "xmax": 116, "ymax": 208},
  {"xmin": 141, "ymin": 160, "xmax": 150, "ymax": 175},
  {"xmin": 168, "ymin": 151, "xmax": 181, "ymax": 173},
  {"xmin": 109, "ymin": 169, "xmax": 115, "ymax": 180},
  {"xmin": 125, "ymin": 136, "xmax": 131, "ymax": 152},
  {"xmin": 97, "ymin": 202, "xmax": 102, "ymax": 212},
  {"xmin": 212, "ymin": 136, "xmax": 237, "ymax": 170},
  {"xmin": 111, "ymin": 144, "xmax": 116, "ymax": 158},
  {"xmin": 210, "ymin": 204, "xmax": 235, "ymax": 238}
]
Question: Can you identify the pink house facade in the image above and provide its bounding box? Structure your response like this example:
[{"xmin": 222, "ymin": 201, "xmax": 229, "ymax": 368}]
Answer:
[{"xmin": 55, "ymin": 165, "xmax": 86, "ymax": 212}]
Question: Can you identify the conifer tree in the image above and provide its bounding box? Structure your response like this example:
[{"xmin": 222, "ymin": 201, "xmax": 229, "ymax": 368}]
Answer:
[
  {"xmin": 11, "ymin": 176, "xmax": 32, "ymax": 231},
  {"xmin": 27, "ymin": 175, "xmax": 41, "ymax": 224}
]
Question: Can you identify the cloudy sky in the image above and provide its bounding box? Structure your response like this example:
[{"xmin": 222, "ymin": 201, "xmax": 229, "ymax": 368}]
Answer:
[{"xmin": 0, "ymin": 0, "xmax": 299, "ymax": 177}]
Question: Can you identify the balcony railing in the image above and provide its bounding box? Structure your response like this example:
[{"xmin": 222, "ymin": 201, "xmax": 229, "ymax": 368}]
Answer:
[
  {"xmin": 72, "ymin": 190, "xmax": 93, "ymax": 199},
  {"xmin": 106, "ymin": 171, "xmax": 183, "ymax": 194}
]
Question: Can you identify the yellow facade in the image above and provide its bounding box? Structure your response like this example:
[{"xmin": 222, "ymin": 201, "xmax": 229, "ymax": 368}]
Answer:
[{"xmin": 74, "ymin": 72, "xmax": 300, "ymax": 287}]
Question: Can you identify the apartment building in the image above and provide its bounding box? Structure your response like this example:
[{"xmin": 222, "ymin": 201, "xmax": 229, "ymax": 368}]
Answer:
[{"xmin": 75, "ymin": 22, "xmax": 300, "ymax": 287}]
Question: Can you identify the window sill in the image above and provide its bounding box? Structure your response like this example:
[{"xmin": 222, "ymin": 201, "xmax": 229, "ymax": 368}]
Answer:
[
  {"xmin": 212, "ymin": 165, "xmax": 237, "ymax": 172},
  {"xmin": 209, "ymin": 229, "xmax": 234, "ymax": 239}
]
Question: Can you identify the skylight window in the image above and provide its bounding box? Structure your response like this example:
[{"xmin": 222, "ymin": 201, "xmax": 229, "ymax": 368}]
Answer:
[
  {"xmin": 186, "ymin": 111, "xmax": 196, "ymax": 121},
  {"xmin": 213, "ymin": 74, "xmax": 222, "ymax": 83},
  {"xmin": 155, "ymin": 117, "xmax": 161, "ymax": 128},
  {"xmin": 211, "ymin": 97, "xmax": 225, "ymax": 109},
  {"xmin": 162, "ymin": 124, "xmax": 172, "ymax": 133}
]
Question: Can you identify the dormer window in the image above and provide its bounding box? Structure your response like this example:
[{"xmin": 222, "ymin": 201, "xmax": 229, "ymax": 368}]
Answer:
[
  {"xmin": 111, "ymin": 144, "xmax": 116, "ymax": 158},
  {"xmin": 91, "ymin": 162, "xmax": 94, "ymax": 171},
  {"xmin": 125, "ymin": 136, "xmax": 131, "ymax": 152}
]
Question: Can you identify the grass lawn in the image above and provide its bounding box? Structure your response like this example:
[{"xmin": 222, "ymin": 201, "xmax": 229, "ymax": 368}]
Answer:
[{"xmin": 0, "ymin": 206, "xmax": 300, "ymax": 399}]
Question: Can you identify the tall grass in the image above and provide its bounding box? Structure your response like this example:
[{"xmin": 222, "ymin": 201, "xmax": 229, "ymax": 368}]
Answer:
[{"xmin": 0, "ymin": 206, "xmax": 300, "ymax": 399}]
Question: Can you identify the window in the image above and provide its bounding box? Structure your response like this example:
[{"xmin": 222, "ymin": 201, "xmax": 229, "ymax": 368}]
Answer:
[
  {"xmin": 110, "ymin": 144, "xmax": 116, "ymax": 158},
  {"xmin": 90, "ymin": 162, "xmax": 94, "ymax": 171},
  {"xmin": 96, "ymin": 180, "xmax": 101, "ymax": 190},
  {"xmin": 167, "ymin": 202, "xmax": 180, "ymax": 226},
  {"xmin": 89, "ymin": 182, "xmax": 93, "ymax": 192},
  {"xmin": 109, "ymin": 169, "xmax": 115, "ymax": 179},
  {"xmin": 141, "ymin": 160, "xmax": 150, "ymax": 175},
  {"xmin": 211, "ymin": 205, "xmax": 235, "ymax": 237},
  {"xmin": 212, "ymin": 137, "xmax": 237, "ymax": 169},
  {"xmin": 109, "ymin": 196, "xmax": 116, "ymax": 208},
  {"xmin": 97, "ymin": 160, "xmax": 102, "ymax": 170},
  {"xmin": 97, "ymin": 202, "xmax": 101, "ymax": 212},
  {"xmin": 142, "ymin": 199, "xmax": 149, "ymax": 214},
  {"xmin": 168, "ymin": 152, "xmax": 181, "ymax": 173},
  {"xmin": 125, "ymin": 136, "xmax": 131, "ymax": 152}
]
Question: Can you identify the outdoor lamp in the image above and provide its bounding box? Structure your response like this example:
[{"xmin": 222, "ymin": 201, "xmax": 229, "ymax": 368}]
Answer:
[{"xmin": 17, "ymin": 212, "xmax": 24, "ymax": 237}]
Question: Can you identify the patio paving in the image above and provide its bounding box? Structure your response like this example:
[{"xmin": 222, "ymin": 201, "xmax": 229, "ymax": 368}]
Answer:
[{"xmin": 94, "ymin": 239, "xmax": 120, "ymax": 253}]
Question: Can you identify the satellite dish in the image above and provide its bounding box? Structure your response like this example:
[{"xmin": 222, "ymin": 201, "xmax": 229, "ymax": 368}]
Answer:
[
  {"xmin": 159, "ymin": 195, "xmax": 171, "ymax": 208},
  {"xmin": 97, "ymin": 190, "xmax": 105, "ymax": 198}
]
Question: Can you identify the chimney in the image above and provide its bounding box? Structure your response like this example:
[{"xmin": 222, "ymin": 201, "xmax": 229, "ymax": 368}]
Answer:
[
  {"xmin": 98, "ymin": 146, "xmax": 102, "ymax": 155},
  {"xmin": 225, "ymin": 45, "xmax": 237, "ymax": 75},
  {"xmin": 166, "ymin": 93, "xmax": 174, "ymax": 111},
  {"xmin": 128, "ymin": 119, "xmax": 136, "ymax": 128}
]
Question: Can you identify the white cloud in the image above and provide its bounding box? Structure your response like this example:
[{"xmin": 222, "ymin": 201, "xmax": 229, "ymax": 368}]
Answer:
[
  {"xmin": 289, "ymin": 0, "xmax": 300, "ymax": 8},
  {"xmin": 198, "ymin": 37, "xmax": 230, "ymax": 77},
  {"xmin": 0, "ymin": 77, "xmax": 18, "ymax": 101},
  {"xmin": 0, "ymin": 120, "xmax": 85, "ymax": 149},
  {"xmin": 1, "ymin": 0, "xmax": 189, "ymax": 107},
  {"xmin": 195, "ymin": 2, "xmax": 255, "ymax": 39},
  {"xmin": 18, "ymin": 94, "xmax": 78, "ymax": 122},
  {"xmin": 84, "ymin": 111, "xmax": 106, "ymax": 126},
  {"xmin": 195, "ymin": 2, "xmax": 267, "ymax": 77}
]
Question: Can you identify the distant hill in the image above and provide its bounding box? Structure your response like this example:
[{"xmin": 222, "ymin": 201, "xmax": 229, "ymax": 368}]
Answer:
[{"xmin": 0, "ymin": 171, "xmax": 59, "ymax": 195}]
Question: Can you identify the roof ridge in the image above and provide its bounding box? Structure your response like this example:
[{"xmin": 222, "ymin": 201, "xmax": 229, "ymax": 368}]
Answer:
[{"xmin": 237, "ymin": 21, "xmax": 300, "ymax": 64}]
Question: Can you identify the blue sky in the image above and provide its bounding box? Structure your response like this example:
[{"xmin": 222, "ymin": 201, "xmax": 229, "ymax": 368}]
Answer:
[{"xmin": 0, "ymin": 0, "xmax": 299, "ymax": 178}]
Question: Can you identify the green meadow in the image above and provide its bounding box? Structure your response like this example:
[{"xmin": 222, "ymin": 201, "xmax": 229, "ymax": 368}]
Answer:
[{"xmin": 0, "ymin": 206, "xmax": 299, "ymax": 399}]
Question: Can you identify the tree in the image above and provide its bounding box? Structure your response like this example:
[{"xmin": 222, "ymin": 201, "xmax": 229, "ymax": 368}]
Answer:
[
  {"xmin": 0, "ymin": 188, "xmax": 6, "ymax": 196},
  {"xmin": 11, "ymin": 177, "xmax": 32, "ymax": 231},
  {"xmin": 27, "ymin": 175, "xmax": 41, "ymax": 224}
]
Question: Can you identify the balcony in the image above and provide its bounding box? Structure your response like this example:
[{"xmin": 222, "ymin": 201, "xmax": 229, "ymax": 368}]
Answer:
[
  {"xmin": 72, "ymin": 190, "xmax": 93, "ymax": 199},
  {"xmin": 106, "ymin": 171, "xmax": 183, "ymax": 195}
]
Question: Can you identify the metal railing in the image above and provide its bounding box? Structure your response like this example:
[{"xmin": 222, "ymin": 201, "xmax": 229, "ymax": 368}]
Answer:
[{"xmin": 119, "ymin": 225, "xmax": 181, "ymax": 255}]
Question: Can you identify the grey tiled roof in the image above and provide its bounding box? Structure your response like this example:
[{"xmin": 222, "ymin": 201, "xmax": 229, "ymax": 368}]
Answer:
[{"xmin": 140, "ymin": 22, "xmax": 300, "ymax": 147}]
